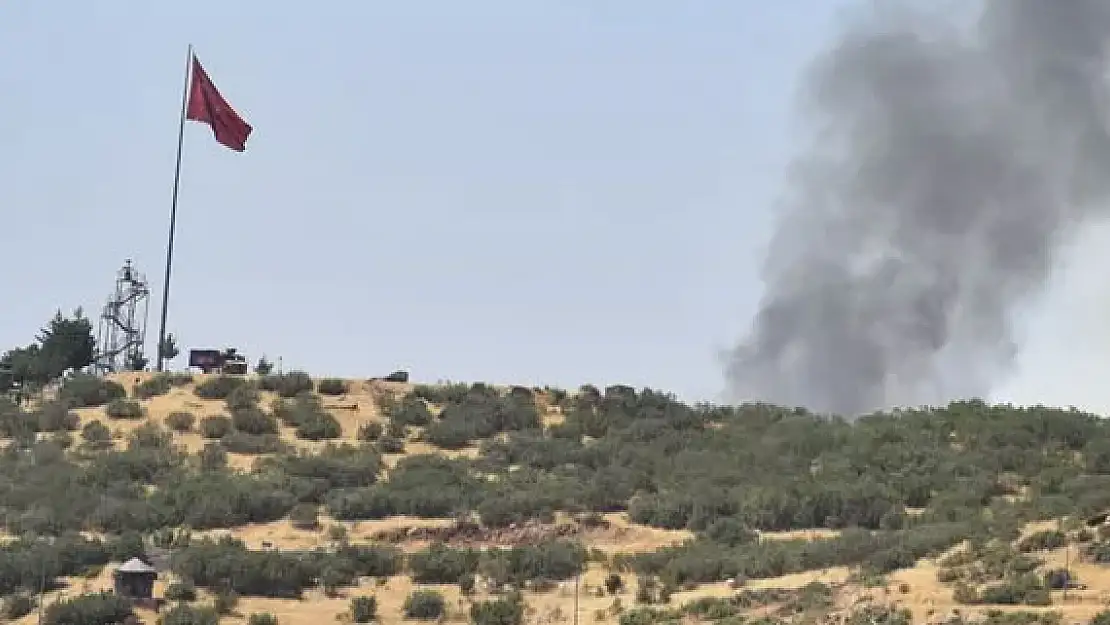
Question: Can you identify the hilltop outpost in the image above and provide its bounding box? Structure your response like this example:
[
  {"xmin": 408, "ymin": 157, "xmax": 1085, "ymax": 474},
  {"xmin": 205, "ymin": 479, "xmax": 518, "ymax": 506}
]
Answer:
[{"xmin": 4, "ymin": 310, "xmax": 1110, "ymax": 625}]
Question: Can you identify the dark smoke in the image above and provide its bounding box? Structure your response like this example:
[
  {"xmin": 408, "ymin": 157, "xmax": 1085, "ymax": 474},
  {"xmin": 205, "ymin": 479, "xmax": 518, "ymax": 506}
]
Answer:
[{"xmin": 725, "ymin": 1, "xmax": 1110, "ymax": 416}]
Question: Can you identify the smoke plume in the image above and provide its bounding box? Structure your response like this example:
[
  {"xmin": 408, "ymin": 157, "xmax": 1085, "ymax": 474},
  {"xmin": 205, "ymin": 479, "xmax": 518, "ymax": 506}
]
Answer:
[{"xmin": 725, "ymin": 1, "xmax": 1110, "ymax": 416}]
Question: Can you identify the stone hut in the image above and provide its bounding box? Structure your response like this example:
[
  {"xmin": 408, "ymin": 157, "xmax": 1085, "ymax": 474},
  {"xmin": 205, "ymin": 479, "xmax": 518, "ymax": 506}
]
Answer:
[{"xmin": 113, "ymin": 558, "xmax": 158, "ymax": 599}]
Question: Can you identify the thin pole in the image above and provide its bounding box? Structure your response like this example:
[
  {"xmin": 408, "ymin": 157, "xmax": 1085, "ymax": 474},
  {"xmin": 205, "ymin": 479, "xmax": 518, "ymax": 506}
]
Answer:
[
  {"xmin": 156, "ymin": 44, "xmax": 193, "ymax": 372},
  {"xmin": 573, "ymin": 572, "xmax": 579, "ymax": 625},
  {"xmin": 1064, "ymin": 540, "xmax": 1070, "ymax": 601}
]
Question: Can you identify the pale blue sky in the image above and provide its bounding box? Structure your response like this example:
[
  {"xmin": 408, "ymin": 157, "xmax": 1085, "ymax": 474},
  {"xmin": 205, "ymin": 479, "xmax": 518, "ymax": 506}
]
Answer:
[
  {"xmin": 6, "ymin": 1, "xmax": 1110, "ymax": 411},
  {"xmin": 3, "ymin": 2, "xmax": 854, "ymax": 401}
]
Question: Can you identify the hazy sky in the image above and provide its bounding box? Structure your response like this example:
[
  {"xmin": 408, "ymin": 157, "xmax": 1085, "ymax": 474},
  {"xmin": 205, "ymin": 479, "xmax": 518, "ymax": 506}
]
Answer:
[{"xmin": 3, "ymin": 2, "xmax": 1108, "ymax": 410}]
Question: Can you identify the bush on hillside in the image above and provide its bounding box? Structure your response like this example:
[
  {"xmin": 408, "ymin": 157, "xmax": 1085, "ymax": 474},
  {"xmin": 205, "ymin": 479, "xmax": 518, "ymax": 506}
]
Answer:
[
  {"xmin": 1, "ymin": 594, "xmax": 34, "ymax": 620},
  {"xmin": 350, "ymin": 596, "xmax": 377, "ymax": 623},
  {"xmin": 376, "ymin": 435, "xmax": 405, "ymax": 454},
  {"xmin": 411, "ymin": 383, "xmax": 471, "ymax": 405},
  {"xmin": 106, "ymin": 398, "xmax": 144, "ymax": 419},
  {"xmin": 194, "ymin": 375, "xmax": 246, "ymax": 400},
  {"xmin": 259, "ymin": 371, "xmax": 314, "ymax": 397},
  {"xmin": 357, "ymin": 421, "xmax": 382, "ymax": 441},
  {"xmin": 470, "ymin": 593, "xmax": 526, "ymax": 625},
  {"xmin": 230, "ymin": 405, "xmax": 279, "ymax": 435},
  {"xmin": 33, "ymin": 401, "xmax": 80, "ymax": 432},
  {"xmin": 60, "ymin": 375, "xmax": 126, "ymax": 408},
  {"xmin": 248, "ymin": 612, "xmax": 279, "ymax": 625},
  {"xmin": 170, "ymin": 538, "xmax": 318, "ymax": 598},
  {"xmin": 80, "ymin": 419, "xmax": 112, "ymax": 448},
  {"xmin": 197, "ymin": 442, "xmax": 228, "ymax": 471},
  {"xmin": 226, "ymin": 384, "xmax": 261, "ymax": 411},
  {"xmin": 129, "ymin": 420, "xmax": 173, "ymax": 450},
  {"xmin": 318, "ymin": 378, "xmax": 348, "ymax": 395},
  {"xmin": 383, "ymin": 395, "xmax": 433, "ymax": 428},
  {"xmin": 164, "ymin": 581, "xmax": 197, "ymax": 601},
  {"xmin": 1018, "ymin": 529, "xmax": 1067, "ymax": 552},
  {"xmin": 133, "ymin": 374, "xmax": 173, "ymax": 399},
  {"xmin": 403, "ymin": 589, "xmax": 446, "ymax": 620},
  {"xmin": 199, "ymin": 415, "xmax": 233, "ymax": 439},
  {"xmin": 273, "ymin": 394, "xmax": 341, "ymax": 440},
  {"xmin": 42, "ymin": 592, "xmax": 132, "ymax": 625},
  {"xmin": 161, "ymin": 603, "xmax": 219, "ymax": 625},
  {"xmin": 165, "ymin": 410, "xmax": 196, "ymax": 432},
  {"xmin": 409, "ymin": 543, "xmax": 482, "ymax": 584},
  {"xmin": 423, "ymin": 386, "xmax": 540, "ymax": 450},
  {"xmin": 289, "ymin": 503, "xmax": 319, "ymax": 530},
  {"xmin": 220, "ymin": 432, "xmax": 287, "ymax": 455}
]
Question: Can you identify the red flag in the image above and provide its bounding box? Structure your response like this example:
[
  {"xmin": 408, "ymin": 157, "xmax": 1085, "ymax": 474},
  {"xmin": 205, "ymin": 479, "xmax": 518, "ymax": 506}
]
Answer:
[{"xmin": 186, "ymin": 55, "xmax": 252, "ymax": 152}]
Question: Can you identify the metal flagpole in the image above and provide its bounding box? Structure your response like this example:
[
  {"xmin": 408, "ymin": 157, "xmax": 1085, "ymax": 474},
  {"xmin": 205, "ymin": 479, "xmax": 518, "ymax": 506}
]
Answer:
[{"xmin": 156, "ymin": 44, "xmax": 193, "ymax": 372}]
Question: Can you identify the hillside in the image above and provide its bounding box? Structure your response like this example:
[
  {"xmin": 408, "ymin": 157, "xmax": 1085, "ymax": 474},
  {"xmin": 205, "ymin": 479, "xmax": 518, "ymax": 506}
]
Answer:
[{"xmin": 4, "ymin": 373, "xmax": 1110, "ymax": 625}]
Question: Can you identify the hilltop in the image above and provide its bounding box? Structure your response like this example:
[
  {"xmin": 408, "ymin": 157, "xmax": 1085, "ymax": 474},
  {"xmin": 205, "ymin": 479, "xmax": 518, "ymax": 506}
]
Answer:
[{"xmin": 3, "ymin": 371, "xmax": 1110, "ymax": 625}]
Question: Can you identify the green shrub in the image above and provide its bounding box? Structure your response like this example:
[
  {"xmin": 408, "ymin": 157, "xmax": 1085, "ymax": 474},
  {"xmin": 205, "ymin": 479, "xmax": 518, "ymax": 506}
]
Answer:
[
  {"xmin": 259, "ymin": 371, "xmax": 314, "ymax": 398},
  {"xmin": 376, "ymin": 435, "xmax": 405, "ymax": 454},
  {"xmin": 60, "ymin": 374, "xmax": 126, "ymax": 407},
  {"xmin": 1, "ymin": 594, "xmax": 35, "ymax": 620},
  {"xmin": 248, "ymin": 613, "xmax": 279, "ymax": 625},
  {"xmin": 199, "ymin": 415, "xmax": 233, "ymax": 439},
  {"xmin": 220, "ymin": 432, "xmax": 286, "ymax": 455},
  {"xmin": 470, "ymin": 592, "xmax": 525, "ymax": 625},
  {"xmin": 358, "ymin": 421, "xmax": 383, "ymax": 441},
  {"xmin": 289, "ymin": 503, "xmax": 319, "ymax": 530},
  {"xmin": 460, "ymin": 574, "xmax": 476, "ymax": 595},
  {"xmin": 383, "ymin": 395, "xmax": 433, "ymax": 428},
  {"xmin": 164, "ymin": 581, "xmax": 198, "ymax": 601},
  {"xmin": 230, "ymin": 405, "xmax": 279, "ymax": 435},
  {"xmin": 1018, "ymin": 530, "xmax": 1067, "ymax": 552},
  {"xmin": 318, "ymin": 378, "xmax": 348, "ymax": 396},
  {"xmin": 81, "ymin": 419, "xmax": 112, "ymax": 447},
  {"xmin": 160, "ymin": 602, "xmax": 219, "ymax": 625},
  {"xmin": 295, "ymin": 410, "xmax": 342, "ymax": 441},
  {"xmin": 35, "ymin": 400, "xmax": 80, "ymax": 432},
  {"xmin": 166, "ymin": 411, "xmax": 196, "ymax": 432},
  {"xmin": 42, "ymin": 591, "xmax": 133, "ymax": 625},
  {"xmin": 214, "ymin": 589, "xmax": 239, "ymax": 614},
  {"xmin": 226, "ymin": 384, "xmax": 261, "ymax": 411},
  {"xmin": 409, "ymin": 543, "xmax": 481, "ymax": 584},
  {"xmin": 134, "ymin": 374, "xmax": 173, "ymax": 399},
  {"xmin": 351, "ymin": 596, "xmax": 377, "ymax": 623},
  {"xmin": 194, "ymin": 375, "xmax": 246, "ymax": 400},
  {"xmin": 106, "ymin": 398, "xmax": 144, "ymax": 419},
  {"xmin": 198, "ymin": 442, "xmax": 228, "ymax": 470},
  {"xmin": 167, "ymin": 372, "xmax": 194, "ymax": 386},
  {"xmin": 129, "ymin": 420, "xmax": 172, "ymax": 449},
  {"xmin": 403, "ymin": 589, "xmax": 446, "ymax": 619}
]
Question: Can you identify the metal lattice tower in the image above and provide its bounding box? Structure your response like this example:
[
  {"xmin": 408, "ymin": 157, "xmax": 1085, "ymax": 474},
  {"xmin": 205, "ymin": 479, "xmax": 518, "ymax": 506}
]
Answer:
[{"xmin": 95, "ymin": 259, "xmax": 151, "ymax": 373}]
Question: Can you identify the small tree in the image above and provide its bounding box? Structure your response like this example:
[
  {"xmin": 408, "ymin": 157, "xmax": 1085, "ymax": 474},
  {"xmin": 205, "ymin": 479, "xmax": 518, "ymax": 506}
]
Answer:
[
  {"xmin": 35, "ymin": 309, "xmax": 97, "ymax": 381},
  {"xmin": 160, "ymin": 333, "xmax": 181, "ymax": 362},
  {"xmin": 166, "ymin": 411, "xmax": 196, "ymax": 432},
  {"xmin": 81, "ymin": 420, "xmax": 112, "ymax": 448},
  {"xmin": 106, "ymin": 399, "xmax": 144, "ymax": 419},
  {"xmin": 470, "ymin": 592, "xmax": 525, "ymax": 625},
  {"xmin": 289, "ymin": 503, "xmax": 320, "ymax": 530},
  {"xmin": 404, "ymin": 590, "xmax": 446, "ymax": 620},
  {"xmin": 350, "ymin": 596, "xmax": 377, "ymax": 623}
]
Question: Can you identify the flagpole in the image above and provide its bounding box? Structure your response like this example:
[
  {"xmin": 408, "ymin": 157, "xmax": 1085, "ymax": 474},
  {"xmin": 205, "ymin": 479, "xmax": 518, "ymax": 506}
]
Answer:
[{"xmin": 156, "ymin": 43, "xmax": 193, "ymax": 372}]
